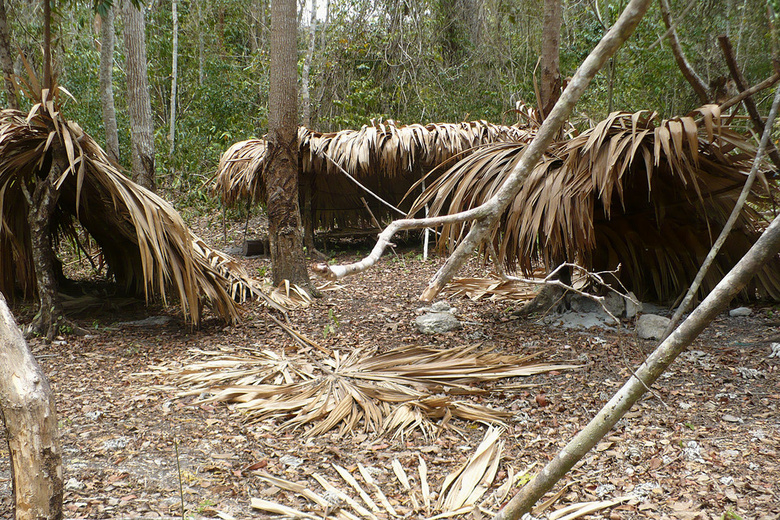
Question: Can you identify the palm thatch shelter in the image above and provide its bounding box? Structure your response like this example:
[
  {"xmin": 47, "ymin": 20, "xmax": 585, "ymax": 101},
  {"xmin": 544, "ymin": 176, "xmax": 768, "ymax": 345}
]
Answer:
[
  {"xmin": 0, "ymin": 106, "xmax": 283, "ymax": 327},
  {"xmin": 410, "ymin": 106, "xmax": 780, "ymax": 302},
  {"xmin": 213, "ymin": 120, "xmax": 533, "ymax": 241}
]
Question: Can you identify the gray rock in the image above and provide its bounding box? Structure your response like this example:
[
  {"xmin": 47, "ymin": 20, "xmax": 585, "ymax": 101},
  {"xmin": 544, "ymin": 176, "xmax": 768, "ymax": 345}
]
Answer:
[
  {"xmin": 603, "ymin": 292, "xmax": 625, "ymax": 316},
  {"xmin": 729, "ymin": 306, "xmax": 752, "ymax": 317},
  {"xmin": 414, "ymin": 312, "xmax": 461, "ymax": 334},
  {"xmin": 624, "ymin": 292, "xmax": 642, "ymax": 319},
  {"xmin": 544, "ymin": 311, "xmax": 616, "ymax": 330},
  {"xmin": 117, "ymin": 316, "xmax": 172, "ymax": 328},
  {"xmin": 430, "ymin": 301, "xmax": 452, "ymax": 313},
  {"xmin": 636, "ymin": 314, "xmax": 671, "ymax": 340},
  {"xmin": 568, "ymin": 294, "xmax": 601, "ymax": 313}
]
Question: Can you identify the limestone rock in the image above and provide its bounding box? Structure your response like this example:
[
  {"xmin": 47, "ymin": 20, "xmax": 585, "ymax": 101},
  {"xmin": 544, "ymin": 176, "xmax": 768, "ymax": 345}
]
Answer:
[
  {"xmin": 636, "ymin": 314, "xmax": 671, "ymax": 340},
  {"xmin": 729, "ymin": 307, "xmax": 752, "ymax": 317},
  {"xmin": 414, "ymin": 312, "xmax": 461, "ymax": 334}
]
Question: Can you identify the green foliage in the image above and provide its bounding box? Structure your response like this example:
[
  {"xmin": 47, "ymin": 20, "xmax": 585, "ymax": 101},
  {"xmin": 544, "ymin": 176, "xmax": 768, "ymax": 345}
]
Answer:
[{"xmin": 5, "ymin": 0, "xmax": 777, "ymax": 212}]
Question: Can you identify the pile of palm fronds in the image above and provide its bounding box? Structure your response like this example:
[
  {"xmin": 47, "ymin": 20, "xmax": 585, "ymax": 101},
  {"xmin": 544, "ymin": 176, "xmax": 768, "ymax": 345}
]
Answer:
[
  {"xmin": 0, "ymin": 104, "xmax": 284, "ymax": 324},
  {"xmin": 213, "ymin": 120, "xmax": 533, "ymax": 229},
  {"xmin": 163, "ymin": 344, "xmax": 578, "ymax": 439},
  {"xmin": 411, "ymin": 106, "xmax": 780, "ymax": 302}
]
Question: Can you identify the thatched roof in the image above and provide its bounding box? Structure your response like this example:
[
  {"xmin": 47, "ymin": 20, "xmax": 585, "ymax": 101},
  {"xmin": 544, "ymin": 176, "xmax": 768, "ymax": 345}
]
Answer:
[
  {"xmin": 213, "ymin": 120, "xmax": 533, "ymax": 228},
  {"xmin": 0, "ymin": 106, "xmax": 284, "ymax": 325},
  {"xmin": 411, "ymin": 106, "xmax": 780, "ymax": 302}
]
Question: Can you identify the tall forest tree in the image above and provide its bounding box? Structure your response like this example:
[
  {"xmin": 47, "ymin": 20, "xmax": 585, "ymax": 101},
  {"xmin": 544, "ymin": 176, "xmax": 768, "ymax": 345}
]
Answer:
[
  {"xmin": 264, "ymin": 0, "xmax": 312, "ymax": 288},
  {"xmin": 539, "ymin": 0, "xmax": 562, "ymax": 119},
  {"xmin": 98, "ymin": 4, "xmax": 120, "ymax": 164},
  {"xmin": 122, "ymin": 0, "xmax": 155, "ymax": 191}
]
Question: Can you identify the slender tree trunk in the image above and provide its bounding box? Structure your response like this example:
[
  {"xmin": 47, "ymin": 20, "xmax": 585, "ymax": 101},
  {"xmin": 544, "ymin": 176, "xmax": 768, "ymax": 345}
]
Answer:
[
  {"xmin": 43, "ymin": 0, "xmax": 52, "ymax": 90},
  {"xmin": 300, "ymin": 0, "xmax": 316, "ymax": 128},
  {"xmin": 122, "ymin": 1, "xmax": 156, "ymax": 191},
  {"xmin": 265, "ymin": 0, "xmax": 311, "ymax": 288},
  {"xmin": 0, "ymin": 293, "xmax": 63, "ymax": 520},
  {"xmin": 169, "ymin": 0, "xmax": 179, "ymax": 159},
  {"xmin": 0, "ymin": 0, "xmax": 18, "ymax": 109},
  {"xmin": 99, "ymin": 6, "xmax": 120, "ymax": 165},
  {"xmin": 539, "ymin": 0, "xmax": 563, "ymax": 119},
  {"xmin": 197, "ymin": 0, "xmax": 204, "ymax": 86}
]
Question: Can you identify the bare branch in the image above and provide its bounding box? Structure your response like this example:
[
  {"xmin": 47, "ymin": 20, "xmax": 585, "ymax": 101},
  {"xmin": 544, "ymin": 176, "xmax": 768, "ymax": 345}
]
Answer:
[
  {"xmin": 663, "ymin": 79, "xmax": 780, "ymax": 339},
  {"xmin": 719, "ymin": 34, "xmax": 780, "ymax": 169},
  {"xmin": 495, "ymin": 210, "xmax": 780, "ymax": 519},
  {"xmin": 658, "ymin": 0, "xmax": 710, "ymax": 104}
]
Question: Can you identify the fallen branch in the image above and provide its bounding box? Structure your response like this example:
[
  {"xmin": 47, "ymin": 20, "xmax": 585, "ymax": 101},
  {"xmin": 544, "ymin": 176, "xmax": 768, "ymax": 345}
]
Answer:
[
  {"xmin": 663, "ymin": 79, "xmax": 780, "ymax": 339},
  {"xmin": 494, "ymin": 211, "xmax": 780, "ymax": 519},
  {"xmin": 314, "ymin": 0, "xmax": 653, "ymax": 305}
]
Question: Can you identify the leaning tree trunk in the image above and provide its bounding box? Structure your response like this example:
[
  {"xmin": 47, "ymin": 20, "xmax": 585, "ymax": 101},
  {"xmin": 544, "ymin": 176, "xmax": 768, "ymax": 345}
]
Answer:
[
  {"xmin": 265, "ymin": 0, "xmax": 311, "ymax": 289},
  {"xmin": 0, "ymin": 293, "xmax": 63, "ymax": 520},
  {"xmin": 122, "ymin": 1, "xmax": 156, "ymax": 191},
  {"xmin": 21, "ymin": 144, "xmax": 70, "ymax": 342},
  {"xmin": 99, "ymin": 5, "xmax": 120, "ymax": 165},
  {"xmin": 0, "ymin": 0, "xmax": 17, "ymax": 110}
]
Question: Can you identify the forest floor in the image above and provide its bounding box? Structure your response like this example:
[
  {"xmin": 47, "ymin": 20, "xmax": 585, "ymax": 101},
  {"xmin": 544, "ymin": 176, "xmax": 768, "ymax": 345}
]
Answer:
[{"xmin": 1, "ymin": 213, "xmax": 779, "ymax": 520}]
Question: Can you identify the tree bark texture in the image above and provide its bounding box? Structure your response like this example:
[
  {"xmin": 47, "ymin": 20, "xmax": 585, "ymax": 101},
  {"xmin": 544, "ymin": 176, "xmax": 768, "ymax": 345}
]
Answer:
[
  {"xmin": 265, "ymin": 0, "xmax": 310, "ymax": 288},
  {"xmin": 122, "ymin": 1, "xmax": 156, "ymax": 191},
  {"xmin": 659, "ymin": 0, "xmax": 710, "ymax": 104},
  {"xmin": 24, "ymin": 145, "xmax": 69, "ymax": 342},
  {"xmin": 0, "ymin": 293, "xmax": 63, "ymax": 520},
  {"xmin": 0, "ymin": 0, "xmax": 18, "ymax": 109},
  {"xmin": 495, "ymin": 210, "xmax": 780, "ymax": 520},
  {"xmin": 540, "ymin": 0, "xmax": 563, "ymax": 119},
  {"xmin": 99, "ymin": 6, "xmax": 120, "ymax": 165},
  {"xmin": 300, "ymin": 0, "xmax": 316, "ymax": 128}
]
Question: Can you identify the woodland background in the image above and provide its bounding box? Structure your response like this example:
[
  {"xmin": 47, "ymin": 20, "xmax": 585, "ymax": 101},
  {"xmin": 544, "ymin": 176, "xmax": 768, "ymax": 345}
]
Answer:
[{"xmin": 4, "ymin": 0, "xmax": 777, "ymax": 209}]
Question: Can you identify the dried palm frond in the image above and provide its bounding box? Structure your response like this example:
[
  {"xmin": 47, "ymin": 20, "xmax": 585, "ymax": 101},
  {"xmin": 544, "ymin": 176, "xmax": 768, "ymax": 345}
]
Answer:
[
  {"xmin": 0, "ymin": 106, "xmax": 284, "ymax": 324},
  {"xmin": 410, "ymin": 106, "xmax": 780, "ymax": 302},
  {"xmin": 250, "ymin": 427, "xmax": 507, "ymax": 519},
  {"xmin": 444, "ymin": 276, "xmax": 542, "ymax": 301},
  {"xmin": 213, "ymin": 120, "xmax": 533, "ymax": 229},
  {"xmin": 167, "ymin": 344, "xmax": 578, "ymax": 438}
]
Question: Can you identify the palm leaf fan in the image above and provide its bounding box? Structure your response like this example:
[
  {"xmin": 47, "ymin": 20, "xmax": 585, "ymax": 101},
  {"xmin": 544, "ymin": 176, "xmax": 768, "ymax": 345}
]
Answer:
[
  {"xmin": 410, "ymin": 106, "xmax": 779, "ymax": 302},
  {"xmin": 0, "ymin": 106, "xmax": 277, "ymax": 324}
]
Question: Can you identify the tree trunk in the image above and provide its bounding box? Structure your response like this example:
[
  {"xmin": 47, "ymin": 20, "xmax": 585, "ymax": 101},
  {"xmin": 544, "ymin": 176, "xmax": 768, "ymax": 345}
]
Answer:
[
  {"xmin": 0, "ymin": 0, "xmax": 18, "ymax": 110},
  {"xmin": 0, "ymin": 293, "xmax": 63, "ymax": 520},
  {"xmin": 23, "ymin": 145, "xmax": 69, "ymax": 342},
  {"xmin": 539, "ymin": 0, "xmax": 563, "ymax": 119},
  {"xmin": 495, "ymin": 209, "xmax": 780, "ymax": 519},
  {"xmin": 265, "ymin": 0, "xmax": 311, "ymax": 288},
  {"xmin": 122, "ymin": 1, "xmax": 156, "ymax": 191},
  {"xmin": 300, "ymin": 0, "xmax": 316, "ymax": 128},
  {"xmin": 169, "ymin": 0, "xmax": 179, "ymax": 159},
  {"xmin": 197, "ymin": 0, "xmax": 204, "ymax": 86},
  {"xmin": 98, "ymin": 5, "xmax": 120, "ymax": 165},
  {"xmin": 43, "ymin": 0, "xmax": 52, "ymax": 91}
]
